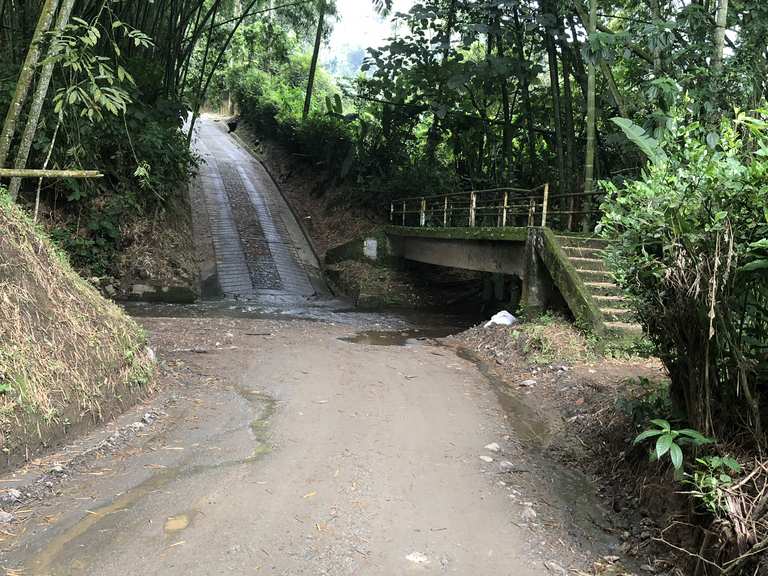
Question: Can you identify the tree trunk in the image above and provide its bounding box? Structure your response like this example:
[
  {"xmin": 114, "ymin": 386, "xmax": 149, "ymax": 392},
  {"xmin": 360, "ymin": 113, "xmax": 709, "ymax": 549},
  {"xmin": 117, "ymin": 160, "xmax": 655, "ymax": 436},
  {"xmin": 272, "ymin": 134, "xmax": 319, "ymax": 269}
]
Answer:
[
  {"xmin": 513, "ymin": 6, "xmax": 536, "ymax": 179},
  {"xmin": 570, "ymin": 7, "xmax": 626, "ymax": 117},
  {"xmin": 0, "ymin": 0, "xmax": 60, "ymax": 168},
  {"xmin": 650, "ymin": 0, "xmax": 662, "ymax": 73},
  {"xmin": 302, "ymin": 0, "xmax": 326, "ymax": 121},
  {"xmin": 561, "ymin": 48, "xmax": 576, "ymax": 197},
  {"xmin": 583, "ymin": 0, "xmax": 597, "ymax": 205},
  {"xmin": 425, "ymin": 0, "xmax": 457, "ymax": 165},
  {"xmin": 8, "ymin": 0, "xmax": 77, "ymax": 201},
  {"xmin": 542, "ymin": 0, "xmax": 565, "ymax": 191},
  {"xmin": 712, "ymin": 0, "xmax": 728, "ymax": 70}
]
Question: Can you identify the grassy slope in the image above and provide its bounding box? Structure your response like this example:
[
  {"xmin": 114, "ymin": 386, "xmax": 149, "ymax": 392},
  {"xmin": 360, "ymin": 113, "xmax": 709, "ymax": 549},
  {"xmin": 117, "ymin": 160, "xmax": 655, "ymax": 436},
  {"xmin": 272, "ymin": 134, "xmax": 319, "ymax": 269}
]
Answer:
[{"xmin": 0, "ymin": 192, "xmax": 152, "ymax": 468}]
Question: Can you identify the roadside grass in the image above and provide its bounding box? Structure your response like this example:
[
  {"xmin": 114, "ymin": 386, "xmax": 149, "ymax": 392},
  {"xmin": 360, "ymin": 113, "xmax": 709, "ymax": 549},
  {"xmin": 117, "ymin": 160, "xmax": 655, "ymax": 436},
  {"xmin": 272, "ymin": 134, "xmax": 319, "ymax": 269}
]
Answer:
[
  {"xmin": 0, "ymin": 190, "xmax": 153, "ymax": 465},
  {"xmin": 516, "ymin": 312, "xmax": 654, "ymax": 365}
]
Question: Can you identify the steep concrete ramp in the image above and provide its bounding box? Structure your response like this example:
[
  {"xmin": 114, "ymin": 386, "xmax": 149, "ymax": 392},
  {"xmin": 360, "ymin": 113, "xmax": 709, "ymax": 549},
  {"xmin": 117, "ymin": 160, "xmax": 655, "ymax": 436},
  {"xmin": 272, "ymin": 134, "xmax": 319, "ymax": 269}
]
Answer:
[{"xmin": 190, "ymin": 117, "xmax": 322, "ymax": 299}]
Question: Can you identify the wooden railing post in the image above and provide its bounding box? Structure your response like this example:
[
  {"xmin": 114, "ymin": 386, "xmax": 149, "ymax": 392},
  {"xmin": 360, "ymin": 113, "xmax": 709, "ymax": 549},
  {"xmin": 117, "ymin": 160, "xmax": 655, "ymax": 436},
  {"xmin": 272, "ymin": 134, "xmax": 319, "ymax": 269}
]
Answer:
[
  {"xmin": 390, "ymin": 202, "xmax": 394, "ymax": 224},
  {"xmin": 528, "ymin": 199, "xmax": 535, "ymax": 227},
  {"xmin": 469, "ymin": 191, "xmax": 477, "ymax": 227},
  {"xmin": 443, "ymin": 196, "xmax": 448, "ymax": 227},
  {"xmin": 501, "ymin": 191, "xmax": 508, "ymax": 227},
  {"xmin": 541, "ymin": 183, "xmax": 549, "ymax": 228},
  {"xmin": 419, "ymin": 197, "xmax": 426, "ymax": 226},
  {"xmin": 402, "ymin": 201, "xmax": 406, "ymax": 226}
]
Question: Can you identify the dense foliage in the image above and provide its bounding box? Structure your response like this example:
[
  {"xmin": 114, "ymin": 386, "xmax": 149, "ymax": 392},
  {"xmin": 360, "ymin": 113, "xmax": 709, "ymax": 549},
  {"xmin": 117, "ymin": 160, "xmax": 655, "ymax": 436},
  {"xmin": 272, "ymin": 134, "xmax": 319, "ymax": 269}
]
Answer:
[{"xmin": 601, "ymin": 111, "xmax": 768, "ymax": 447}]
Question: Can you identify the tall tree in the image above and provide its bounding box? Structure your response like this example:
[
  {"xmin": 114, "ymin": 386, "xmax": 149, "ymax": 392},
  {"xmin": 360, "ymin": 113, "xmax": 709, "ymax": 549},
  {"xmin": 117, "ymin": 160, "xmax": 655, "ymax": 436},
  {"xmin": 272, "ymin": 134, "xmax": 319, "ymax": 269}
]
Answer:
[
  {"xmin": 302, "ymin": 0, "xmax": 326, "ymax": 121},
  {"xmin": 583, "ymin": 0, "xmax": 597, "ymax": 200},
  {"xmin": 542, "ymin": 0, "xmax": 565, "ymax": 190},
  {"xmin": 712, "ymin": 0, "xmax": 729, "ymax": 70}
]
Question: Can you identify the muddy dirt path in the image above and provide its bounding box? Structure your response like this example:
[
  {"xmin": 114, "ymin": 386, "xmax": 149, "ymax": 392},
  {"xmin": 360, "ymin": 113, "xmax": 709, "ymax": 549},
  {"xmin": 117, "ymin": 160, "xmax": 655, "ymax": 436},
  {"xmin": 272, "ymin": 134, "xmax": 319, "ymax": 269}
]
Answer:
[{"xmin": 0, "ymin": 318, "xmax": 615, "ymax": 575}]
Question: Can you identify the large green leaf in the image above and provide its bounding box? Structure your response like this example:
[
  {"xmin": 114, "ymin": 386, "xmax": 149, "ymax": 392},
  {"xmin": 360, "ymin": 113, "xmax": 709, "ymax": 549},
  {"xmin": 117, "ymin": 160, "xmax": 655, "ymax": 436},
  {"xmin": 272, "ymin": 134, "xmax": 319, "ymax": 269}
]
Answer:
[
  {"xmin": 669, "ymin": 443, "xmax": 683, "ymax": 470},
  {"xmin": 611, "ymin": 117, "xmax": 668, "ymax": 166},
  {"xmin": 656, "ymin": 433, "xmax": 674, "ymax": 458}
]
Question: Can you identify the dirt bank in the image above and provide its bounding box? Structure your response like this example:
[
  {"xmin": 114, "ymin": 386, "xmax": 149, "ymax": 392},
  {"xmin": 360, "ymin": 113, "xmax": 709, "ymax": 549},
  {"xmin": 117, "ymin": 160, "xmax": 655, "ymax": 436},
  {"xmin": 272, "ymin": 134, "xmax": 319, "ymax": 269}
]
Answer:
[
  {"xmin": 450, "ymin": 318, "xmax": 699, "ymax": 573},
  {"xmin": 0, "ymin": 193, "xmax": 153, "ymax": 471}
]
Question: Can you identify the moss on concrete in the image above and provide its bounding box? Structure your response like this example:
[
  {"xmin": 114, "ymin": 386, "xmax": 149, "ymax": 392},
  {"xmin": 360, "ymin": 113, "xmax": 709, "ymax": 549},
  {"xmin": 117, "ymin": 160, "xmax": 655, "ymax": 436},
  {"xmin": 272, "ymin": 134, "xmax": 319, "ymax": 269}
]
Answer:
[
  {"xmin": 534, "ymin": 228, "xmax": 606, "ymax": 336},
  {"xmin": 385, "ymin": 225, "xmax": 528, "ymax": 242}
]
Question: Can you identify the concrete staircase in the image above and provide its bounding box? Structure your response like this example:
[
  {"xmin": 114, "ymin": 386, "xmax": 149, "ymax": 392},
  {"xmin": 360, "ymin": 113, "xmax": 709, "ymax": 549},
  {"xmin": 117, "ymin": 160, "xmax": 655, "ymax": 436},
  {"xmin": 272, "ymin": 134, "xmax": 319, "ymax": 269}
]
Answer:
[{"xmin": 555, "ymin": 235, "xmax": 643, "ymax": 337}]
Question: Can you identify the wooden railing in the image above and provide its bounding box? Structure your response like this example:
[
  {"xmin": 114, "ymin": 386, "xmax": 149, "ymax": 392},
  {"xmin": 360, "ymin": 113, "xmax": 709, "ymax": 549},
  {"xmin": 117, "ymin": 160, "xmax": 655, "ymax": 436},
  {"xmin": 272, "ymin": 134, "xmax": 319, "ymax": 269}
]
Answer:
[{"xmin": 389, "ymin": 184, "xmax": 605, "ymax": 231}]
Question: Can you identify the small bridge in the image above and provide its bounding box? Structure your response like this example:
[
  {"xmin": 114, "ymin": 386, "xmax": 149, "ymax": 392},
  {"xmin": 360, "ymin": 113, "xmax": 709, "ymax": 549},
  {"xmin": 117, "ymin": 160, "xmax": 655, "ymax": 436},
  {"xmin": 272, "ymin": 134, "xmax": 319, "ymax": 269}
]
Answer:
[{"xmin": 328, "ymin": 185, "xmax": 640, "ymax": 338}]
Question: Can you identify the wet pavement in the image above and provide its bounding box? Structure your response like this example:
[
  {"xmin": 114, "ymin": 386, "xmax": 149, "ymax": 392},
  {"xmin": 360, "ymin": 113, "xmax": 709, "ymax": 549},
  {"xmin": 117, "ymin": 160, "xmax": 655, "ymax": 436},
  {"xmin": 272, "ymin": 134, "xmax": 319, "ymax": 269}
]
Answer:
[{"xmin": 191, "ymin": 117, "xmax": 320, "ymax": 299}]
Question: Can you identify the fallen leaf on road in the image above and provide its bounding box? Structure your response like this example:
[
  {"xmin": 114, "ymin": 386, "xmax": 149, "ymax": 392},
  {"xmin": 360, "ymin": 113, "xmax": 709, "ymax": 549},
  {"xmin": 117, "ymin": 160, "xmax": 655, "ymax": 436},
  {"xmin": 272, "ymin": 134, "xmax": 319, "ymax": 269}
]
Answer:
[{"xmin": 303, "ymin": 491, "xmax": 317, "ymax": 499}]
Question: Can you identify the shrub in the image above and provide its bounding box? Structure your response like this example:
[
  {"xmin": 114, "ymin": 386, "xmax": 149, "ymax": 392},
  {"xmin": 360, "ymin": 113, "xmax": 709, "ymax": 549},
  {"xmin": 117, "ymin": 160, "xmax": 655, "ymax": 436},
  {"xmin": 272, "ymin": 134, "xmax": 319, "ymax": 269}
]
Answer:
[{"xmin": 600, "ymin": 111, "xmax": 768, "ymax": 447}]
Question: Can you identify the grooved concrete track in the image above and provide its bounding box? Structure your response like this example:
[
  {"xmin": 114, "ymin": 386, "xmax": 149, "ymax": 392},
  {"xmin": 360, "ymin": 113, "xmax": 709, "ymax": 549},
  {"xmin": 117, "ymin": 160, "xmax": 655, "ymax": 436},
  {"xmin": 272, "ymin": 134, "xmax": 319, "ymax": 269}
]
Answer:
[{"xmin": 191, "ymin": 117, "xmax": 318, "ymax": 298}]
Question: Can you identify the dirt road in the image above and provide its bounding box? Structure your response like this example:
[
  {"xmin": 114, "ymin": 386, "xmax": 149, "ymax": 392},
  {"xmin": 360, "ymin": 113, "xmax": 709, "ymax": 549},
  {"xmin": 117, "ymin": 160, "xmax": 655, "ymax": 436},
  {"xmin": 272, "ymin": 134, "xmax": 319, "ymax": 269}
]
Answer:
[
  {"xmin": 0, "ymin": 316, "xmax": 617, "ymax": 575},
  {"xmin": 0, "ymin": 118, "xmax": 616, "ymax": 575}
]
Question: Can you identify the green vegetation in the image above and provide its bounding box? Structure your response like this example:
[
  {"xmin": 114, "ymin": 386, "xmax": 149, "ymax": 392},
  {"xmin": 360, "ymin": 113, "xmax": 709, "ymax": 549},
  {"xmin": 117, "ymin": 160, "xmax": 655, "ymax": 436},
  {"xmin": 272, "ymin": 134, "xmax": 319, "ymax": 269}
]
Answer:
[
  {"xmin": 633, "ymin": 418, "xmax": 713, "ymax": 472},
  {"xmin": 600, "ymin": 111, "xmax": 768, "ymax": 447}
]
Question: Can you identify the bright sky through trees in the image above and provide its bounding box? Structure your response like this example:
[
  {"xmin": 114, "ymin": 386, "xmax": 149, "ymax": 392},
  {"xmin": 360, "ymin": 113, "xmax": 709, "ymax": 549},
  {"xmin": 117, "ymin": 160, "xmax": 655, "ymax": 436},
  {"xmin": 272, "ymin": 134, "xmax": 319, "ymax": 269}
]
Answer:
[{"xmin": 323, "ymin": 0, "xmax": 414, "ymax": 76}]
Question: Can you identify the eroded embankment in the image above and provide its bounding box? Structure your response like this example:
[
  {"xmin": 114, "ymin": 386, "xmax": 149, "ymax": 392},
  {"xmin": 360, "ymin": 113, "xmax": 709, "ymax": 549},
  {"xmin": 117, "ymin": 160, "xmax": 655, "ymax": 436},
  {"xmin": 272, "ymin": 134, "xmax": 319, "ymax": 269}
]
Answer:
[{"xmin": 0, "ymin": 193, "xmax": 153, "ymax": 470}]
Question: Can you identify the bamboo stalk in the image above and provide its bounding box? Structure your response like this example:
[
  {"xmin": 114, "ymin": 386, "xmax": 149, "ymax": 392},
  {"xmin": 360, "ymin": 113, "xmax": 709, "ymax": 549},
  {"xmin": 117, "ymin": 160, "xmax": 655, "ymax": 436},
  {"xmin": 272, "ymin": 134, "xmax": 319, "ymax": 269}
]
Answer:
[{"xmin": 0, "ymin": 169, "xmax": 102, "ymax": 178}]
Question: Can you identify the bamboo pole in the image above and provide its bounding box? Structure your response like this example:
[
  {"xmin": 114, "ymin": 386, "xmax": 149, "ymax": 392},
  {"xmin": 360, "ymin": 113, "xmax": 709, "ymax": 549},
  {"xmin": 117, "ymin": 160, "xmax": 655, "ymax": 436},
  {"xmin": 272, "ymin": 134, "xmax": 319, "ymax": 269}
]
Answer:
[
  {"xmin": 419, "ymin": 197, "xmax": 426, "ymax": 226},
  {"xmin": 0, "ymin": 0, "xmax": 60, "ymax": 168},
  {"xmin": 469, "ymin": 191, "xmax": 477, "ymax": 227},
  {"xmin": 0, "ymin": 169, "xmax": 103, "ymax": 178},
  {"xmin": 541, "ymin": 182, "xmax": 550, "ymax": 228},
  {"xmin": 8, "ymin": 0, "xmax": 77, "ymax": 200}
]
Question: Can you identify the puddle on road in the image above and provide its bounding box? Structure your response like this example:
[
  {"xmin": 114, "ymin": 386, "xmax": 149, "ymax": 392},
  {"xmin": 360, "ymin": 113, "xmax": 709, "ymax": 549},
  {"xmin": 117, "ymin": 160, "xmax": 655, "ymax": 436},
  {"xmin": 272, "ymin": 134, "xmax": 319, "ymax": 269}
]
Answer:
[
  {"xmin": 459, "ymin": 348, "xmax": 552, "ymax": 447},
  {"xmin": 164, "ymin": 510, "xmax": 198, "ymax": 534},
  {"xmin": 339, "ymin": 327, "xmax": 459, "ymax": 347}
]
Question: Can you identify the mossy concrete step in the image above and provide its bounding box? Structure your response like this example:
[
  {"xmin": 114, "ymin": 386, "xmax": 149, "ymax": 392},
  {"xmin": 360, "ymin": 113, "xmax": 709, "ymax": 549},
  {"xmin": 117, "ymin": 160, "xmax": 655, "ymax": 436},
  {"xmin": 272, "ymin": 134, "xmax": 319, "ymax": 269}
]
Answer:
[
  {"xmin": 562, "ymin": 245, "xmax": 606, "ymax": 259},
  {"xmin": 604, "ymin": 321, "xmax": 644, "ymax": 336},
  {"xmin": 555, "ymin": 235, "xmax": 609, "ymax": 250},
  {"xmin": 574, "ymin": 268, "xmax": 614, "ymax": 283},
  {"xmin": 567, "ymin": 256, "xmax": 607, "ymax": 272},
  {"xmin": 584, "ymin": 281, "xmax": 624, "ymax": 297},
  {"xmin": 599, "ymin": 307, "xmax": 636, "ymax": 322},
  {"xmin": 593, "ymin": 294, "xmax": 631, "ymax": 308}
]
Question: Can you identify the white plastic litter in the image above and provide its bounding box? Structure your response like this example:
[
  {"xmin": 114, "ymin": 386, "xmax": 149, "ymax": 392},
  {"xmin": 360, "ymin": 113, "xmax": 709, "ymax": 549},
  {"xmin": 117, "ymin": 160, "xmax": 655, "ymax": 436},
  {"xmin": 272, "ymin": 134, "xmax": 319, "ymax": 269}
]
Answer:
[{"xmin": 484, "ymin": 310, "xmax": 518, "ymax": 328}]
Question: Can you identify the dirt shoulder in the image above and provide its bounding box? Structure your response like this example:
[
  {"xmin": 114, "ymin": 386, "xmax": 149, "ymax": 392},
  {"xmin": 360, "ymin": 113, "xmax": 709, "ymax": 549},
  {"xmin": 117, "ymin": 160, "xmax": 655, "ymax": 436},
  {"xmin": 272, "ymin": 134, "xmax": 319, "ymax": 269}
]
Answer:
[{"xmin": 449, "ymin": 319, "xmax": 687, "ymax": 574}]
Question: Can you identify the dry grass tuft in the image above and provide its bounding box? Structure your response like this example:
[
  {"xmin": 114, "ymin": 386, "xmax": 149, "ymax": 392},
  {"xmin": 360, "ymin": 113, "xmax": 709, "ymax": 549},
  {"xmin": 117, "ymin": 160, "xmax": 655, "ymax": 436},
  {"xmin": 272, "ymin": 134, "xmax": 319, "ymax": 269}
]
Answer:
[{"xmin": 0, "ymin": 193, "xmax": 151, "ymax": 468}]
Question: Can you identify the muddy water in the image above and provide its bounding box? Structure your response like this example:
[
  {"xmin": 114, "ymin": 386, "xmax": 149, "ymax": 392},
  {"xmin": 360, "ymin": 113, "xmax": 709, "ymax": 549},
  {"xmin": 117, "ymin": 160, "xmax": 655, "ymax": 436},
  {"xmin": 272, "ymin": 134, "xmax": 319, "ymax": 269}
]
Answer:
[
  {"xmin": 458, "ymin": 349, "xmax": 614, "ymax": 541},
  {"xmin": 339, "ymin": 327, "xmax": 459, "ymax": 346}
]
